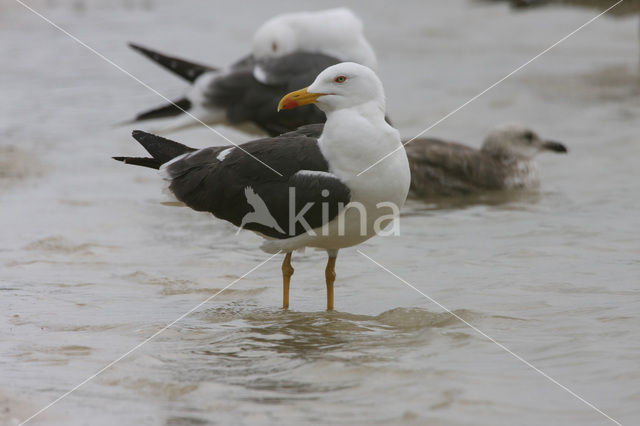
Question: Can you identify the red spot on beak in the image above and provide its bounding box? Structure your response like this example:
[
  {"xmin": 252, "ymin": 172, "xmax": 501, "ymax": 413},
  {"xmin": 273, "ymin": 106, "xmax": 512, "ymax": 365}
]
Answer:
[{"xmin": 279, "ymin": 99, "xmax": 299, "ymax": 110}]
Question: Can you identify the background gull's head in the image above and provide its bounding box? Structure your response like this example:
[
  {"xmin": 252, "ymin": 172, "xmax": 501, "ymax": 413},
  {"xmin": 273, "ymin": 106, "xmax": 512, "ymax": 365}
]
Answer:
[
  {"xmin": 481, "ymin": 123, "xmax": 568, "ymax": 160},
  {"xmin": 252, "ymin": 8, "xmax": 378, "ymax": 69}
]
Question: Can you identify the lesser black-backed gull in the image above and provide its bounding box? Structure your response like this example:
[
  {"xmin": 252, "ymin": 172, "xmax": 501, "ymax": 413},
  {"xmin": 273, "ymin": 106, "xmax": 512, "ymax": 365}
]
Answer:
[
  {"xmin": 127, "ymin": 8, "xmax": 378, "ymax": 136},
  {"xmin": 114, "ymin": 62, "xmax": 410, "ymax": 310},
  {"xmin": 404, "ymin": 124, "xmax": 567, "ymax": 198}
]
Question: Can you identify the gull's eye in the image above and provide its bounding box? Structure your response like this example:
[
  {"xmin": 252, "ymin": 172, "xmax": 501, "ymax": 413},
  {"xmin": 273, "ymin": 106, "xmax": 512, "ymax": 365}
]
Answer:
[
  {"xmin": 523, "ymin": 131, "xmax": 534, "ymax": 144},
  {"xmin": 272, "ymin": 42, "xmax": 278, "ymax": 52},
  {"xmin": 334, "ymin": 75, "xmax": 347, "ymax": 83}
]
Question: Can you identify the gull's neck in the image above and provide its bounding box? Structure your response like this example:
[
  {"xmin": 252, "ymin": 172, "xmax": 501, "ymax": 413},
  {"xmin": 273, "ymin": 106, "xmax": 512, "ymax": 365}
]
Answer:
[
  {"xmin": 318, "ymin": 101, "xmax": 400, "ymax": 178},
  {"xmin": 324, "ymin": 100, "xmax": 386, "ymax": 126},
  {"xmin": 482, "ymin": 146, "xmax": 533, "ymax": 164}
]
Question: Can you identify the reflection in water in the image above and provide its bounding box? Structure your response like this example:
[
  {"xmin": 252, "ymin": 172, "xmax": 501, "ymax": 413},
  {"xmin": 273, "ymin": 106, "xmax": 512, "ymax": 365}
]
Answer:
[{"xmin": 156, "ymin": 306, "xmax": 480, "ymax": 403}]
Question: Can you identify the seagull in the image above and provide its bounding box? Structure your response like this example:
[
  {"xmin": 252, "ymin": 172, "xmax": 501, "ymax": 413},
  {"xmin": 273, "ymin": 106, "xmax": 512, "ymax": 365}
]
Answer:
[
  {"xmin": 127, "ymin": 8, "xmax": 378, "ymax": 136},
  {"xmin": 114, "ymin": 62, "xmax": 410, "ymax": 310},
  {"xmin": 231, "ymin": 122, "xmax": 568, "ymax": 197},
  {"xmin": 404, "ymin": 124, "xmax": 567, "ymax": 198}
]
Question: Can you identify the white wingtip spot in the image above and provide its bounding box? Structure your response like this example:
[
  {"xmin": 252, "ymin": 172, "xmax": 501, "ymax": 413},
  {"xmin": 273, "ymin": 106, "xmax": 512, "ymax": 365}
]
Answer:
[
  {"xmin": 293, "ymin": 170, "xmax": 337, "ymax": 179},
  {"xmin": 253, "ymin": 65, "xmax": 268, "ymax": 84},
  {"xmin": 217, "ymin": 147, "xmax": 234, "ymax": 162}
]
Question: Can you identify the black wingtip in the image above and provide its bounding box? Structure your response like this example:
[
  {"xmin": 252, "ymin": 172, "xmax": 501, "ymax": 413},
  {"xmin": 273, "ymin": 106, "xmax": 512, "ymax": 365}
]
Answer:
[
  {"xmin": 131, "ymin": 129, "xmax": 151, "ymax": 141},
  {"xmin": 131, "ymin": 98, "xmax": 192, "ymax": 123},
  {"xmin": 127, "ymin": 42, "xmax": 216, "ymax": 82},
  {"xmin": 128, "ymin": 42, "xmax": 153, "ymax": 58},
  {"xmin": 127, "ymin": 130, "xmax": 196, "ymax": 164},
  {"xmin": 112, "ymin": 155, "xmax": 162, "ymax": 169},
  {"xmin": 128, "ymin": 42, "xmax": 153, "ymax": 55},
  {"xmin": 128, "ymin": 42, "xmax": 142, "ymax": 50}
]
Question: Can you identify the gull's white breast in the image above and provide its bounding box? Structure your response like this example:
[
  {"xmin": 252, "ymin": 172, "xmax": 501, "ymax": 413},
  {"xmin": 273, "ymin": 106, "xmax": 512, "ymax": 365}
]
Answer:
[{"xmin": 315, "ymin": 110, "xmax": 410, "ymax": 247}]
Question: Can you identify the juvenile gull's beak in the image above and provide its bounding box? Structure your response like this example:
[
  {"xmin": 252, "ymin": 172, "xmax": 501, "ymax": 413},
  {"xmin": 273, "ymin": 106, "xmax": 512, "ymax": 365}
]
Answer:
[
  {"xmin": 278, "ymin": 87, "xmax": 324, "ymax": 111},
  {"xmin": 542, "ymin": 140, "xmax": 568, "ymax": 153}
]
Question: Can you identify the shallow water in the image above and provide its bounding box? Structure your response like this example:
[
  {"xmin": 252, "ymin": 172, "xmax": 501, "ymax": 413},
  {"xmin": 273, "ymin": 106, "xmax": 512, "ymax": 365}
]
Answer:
[{"xmin": 1, "ymin": 0, "xmax": 639, "ymax": 425}]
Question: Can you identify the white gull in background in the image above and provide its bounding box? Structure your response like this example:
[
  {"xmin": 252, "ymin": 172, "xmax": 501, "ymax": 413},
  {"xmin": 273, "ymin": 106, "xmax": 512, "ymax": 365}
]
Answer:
[
  {"xmin": 114, "ymin": 62, "xmax": 410, "ymax": 310},
  {"xmin": 404, "ymin": 124, "xmax": 567, "ymax": 198},
  {"xmin": 251, "ymin": 8, "xmax": 377, "ymax": 70},
  {"xmin": 127, "ymin": 8, "xmax": 378, "ymax": 136}
]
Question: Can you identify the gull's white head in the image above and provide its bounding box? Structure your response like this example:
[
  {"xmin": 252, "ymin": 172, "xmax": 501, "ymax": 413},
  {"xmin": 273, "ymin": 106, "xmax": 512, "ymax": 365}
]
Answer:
[
  {"xmin": 252, "ymin": 8, "xmax": 378, "ymax": 70},
  {"xmin": 481, "ymin": 123, "xmax": 568, "ymax": 159},
  {"xmin": 278, "ymin": 62, "xmax": 385, "ymax": 114}
]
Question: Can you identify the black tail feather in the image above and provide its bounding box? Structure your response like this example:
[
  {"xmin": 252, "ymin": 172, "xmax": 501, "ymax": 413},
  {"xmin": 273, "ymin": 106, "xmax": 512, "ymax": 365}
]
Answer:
[
  {"xmin": 133, "ymin": 97, "xmax": 192, "ymax": 122},
  {"xmin": 129, "ymin": 42, "xmax": 216, "ymax": 83},
  {"xmin": 112, "ymin": 156, "xmax": 161, "ymax": 169},
  {"xmin": 130, "ymin": 130, "xmax": 197, "ymax": 164},
  {"xmin": 113, "ymin": 131, "xmax": 197, "ymax": 169}
]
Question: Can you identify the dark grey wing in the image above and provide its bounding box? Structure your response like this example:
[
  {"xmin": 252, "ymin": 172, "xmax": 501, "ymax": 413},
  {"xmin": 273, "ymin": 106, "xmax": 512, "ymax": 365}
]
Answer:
[
  {"xmin": 278, "ymin": 123, "xmax": 324, "ymax": 139},
  {"xmin": 251, "ymin": 53, "xmax": 339, "ymax": 86},
  {"xmin": 251, "ymin": 170, "xmax": 351, "ymax": 238},
  {"xmin": 163, "ymin": 130, "xmax": 350, "ymax": 239},
  {"xmin": 405, "ymin": 138, "xmax": 505, "ymax": 197},
  {"xmin": 205, "ymin": 52, "xmax": 341, "ymax": 136},
  {"xmin": 229, "ymin": 53, "xmax": 256, "ymax": 69}
]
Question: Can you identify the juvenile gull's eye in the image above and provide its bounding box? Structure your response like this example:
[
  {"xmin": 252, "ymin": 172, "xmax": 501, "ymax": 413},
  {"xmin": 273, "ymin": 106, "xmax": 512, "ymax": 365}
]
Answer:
[
  {"xmin": 272, "ymin": 42, "xmax": 278, "ymax": 52},
  {"xmin": 334, "ymin": 75, "xmax": 347, "ymax": 83},
  {"xmin": 524, "ymin": 131, "xmax": 534, "ymax": 144}
]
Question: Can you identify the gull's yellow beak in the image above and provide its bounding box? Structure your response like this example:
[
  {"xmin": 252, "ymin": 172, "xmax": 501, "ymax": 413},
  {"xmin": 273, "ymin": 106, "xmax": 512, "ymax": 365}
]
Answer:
[{"xmin": 277, "ymin": 87, "xmax": 324, "ymax": 111}]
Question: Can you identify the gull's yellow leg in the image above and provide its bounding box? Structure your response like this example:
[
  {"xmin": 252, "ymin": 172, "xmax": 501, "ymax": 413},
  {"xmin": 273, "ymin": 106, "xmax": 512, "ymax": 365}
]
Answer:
[
  {"xmin": 282, "ymin": 252, "xmax": 294, "ymax": 309},
  {"xmin": 325, "ymin": 255, "xmax": 337, "ymax": 311}
]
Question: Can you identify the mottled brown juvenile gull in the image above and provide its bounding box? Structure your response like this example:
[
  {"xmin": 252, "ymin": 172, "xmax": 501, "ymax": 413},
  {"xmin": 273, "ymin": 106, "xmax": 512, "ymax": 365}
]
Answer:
[
  {"xmin": 126, "ymin": 8, "xmax": 377, "ymax": 136},
  {"xmin": 404, "ymin": 124, "xmax": 567, "ymax": 198}
]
